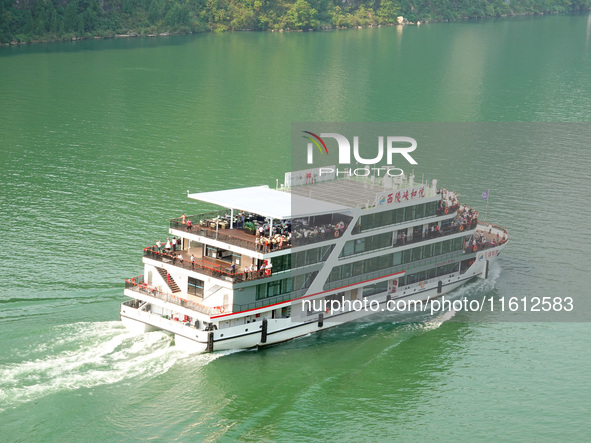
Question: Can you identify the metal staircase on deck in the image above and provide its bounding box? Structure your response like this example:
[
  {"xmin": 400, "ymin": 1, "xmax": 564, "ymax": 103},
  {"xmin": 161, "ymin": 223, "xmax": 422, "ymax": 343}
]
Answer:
[{"xmin": 156, "ymin": 267, "xmax": 181, "ymax": 293}]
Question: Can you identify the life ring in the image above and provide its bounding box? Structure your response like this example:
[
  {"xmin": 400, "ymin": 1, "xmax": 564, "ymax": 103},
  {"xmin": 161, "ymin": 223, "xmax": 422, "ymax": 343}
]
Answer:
[
  {"xmin": 217, "ymin": 306, "xmax": 225, "ymax": 314},
  {"xmin": 444, "ymin": 207, "xmax": 449, "ymax": 214},
  {"xmin": 334, "ymin": 230, "xmax": 340, "ymax": 238},
  {"xmin": 459, "ymin": 225, "xmax": 464, "ymax": 231},
  {"xmin": 325, "ymin": 307, "xmax": 330, "ymax": 314},
  {"xmin": 420, "ymin": 281, "xmax": 425, "ymax": 288},
  {"xmin": 473, "ymin": 245, "xmax": 477, "ymax": 252}
]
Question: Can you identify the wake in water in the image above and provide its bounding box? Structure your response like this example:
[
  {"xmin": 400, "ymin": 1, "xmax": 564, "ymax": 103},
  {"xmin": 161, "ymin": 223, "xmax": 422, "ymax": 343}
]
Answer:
[{"xmin": 0, "ymin": 321, "xmax": 223, "ymax": 410}]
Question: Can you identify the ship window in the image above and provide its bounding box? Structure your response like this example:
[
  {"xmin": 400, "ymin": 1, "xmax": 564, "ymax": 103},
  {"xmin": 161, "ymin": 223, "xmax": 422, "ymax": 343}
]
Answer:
[
  {"xmin": 424, "ymin": 244, "xmax": 434, "ymax": 258},
  {"xmin": 411, "ymin": 247, "xmax": 422, "ymax": 261},
  {"xmin": 381, "ymin": 210, "xmax": 394, "ymax": 226},
  {"xmin": 341, "ymin": 263, "xmax": 352, "ymax": 279},
  {"xmin": 428, "ymin": 268, "xmax": 437, "ymax": 279},
  {"xmin": 353, "ymin": 260, "xmax": 364, "ymax": 276},
  {"xmin": 433, "ymin": 242, "xmax": 443, "ymax": 256},
  {"xmin": 256, "ymin": 283, "xmax": 267, "ymax": 299},
  {"xmin": 442, "ymin": 240, "xmax": 452, "ymax": 254},
  {"xmin": 294, "ymin": 251, "xmax": 306, "ymax": 268},
  {"xmin": 415, "ymin": 203, "xmax": 426, "ymax": 219},
  {"xmin": 404, "ymin": 206, "xmax": 415, "ymax": 221},
  {"xmin": 366, "ymin": 257, "xmax": 378, "ymax": 272},
  {"xmin": 188, "ymin": 277, "xmax": 204, "ymax": 297},
  {"xmin": 342, "ymin": 241, "xmax": 355, "ymax": 257},
  {"xmin": 378, "ymin": 254, "xmax": 390, "ymax": 270},
  {"xmin": 267, "ymin": 280, "xmax": 282, "ymax": 297},
  {"xmin": 402, "ymin": 249, "xmax": 412, "ymax": 264},
  {"xmin": 355, "ymin": 238, "xmax": 366, "ymax": 253},
  {"xmin": 328, "ymin": 267, "xmax": 340, "ymax": 283},
  {"xmin": 272, "ymin": 254, "xmax": 291, "ymax": 273},
  {"xmin": 392, "ymin": 252, "xmax": 402, "ymax": 265},
  {"xmin": 292, "ymin": 274, "xmax": 305, "ymax": 290},
  {"xmin": 306, "ymin": 248, "xmax": 320, "ymax": 265}
]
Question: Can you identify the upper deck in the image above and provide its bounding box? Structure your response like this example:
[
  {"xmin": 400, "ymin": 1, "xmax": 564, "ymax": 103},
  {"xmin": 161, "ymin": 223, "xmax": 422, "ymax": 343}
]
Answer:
[{"xmin": 287, "ymin": 171, "xmax": 439, "ymax": 210}]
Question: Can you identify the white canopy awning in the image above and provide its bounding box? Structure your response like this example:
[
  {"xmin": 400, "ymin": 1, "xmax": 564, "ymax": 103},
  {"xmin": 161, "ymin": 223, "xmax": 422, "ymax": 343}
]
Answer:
[{"xmin": 188, "ymin": 185, "xmax": 349, "ymax": 219}]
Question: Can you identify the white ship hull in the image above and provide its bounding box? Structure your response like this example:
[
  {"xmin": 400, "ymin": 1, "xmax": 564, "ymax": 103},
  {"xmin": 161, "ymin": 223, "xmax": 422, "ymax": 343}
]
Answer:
[
  {"xmin": 121, "ymin": 245, "xmax": 502, "ymax": 353},
  {"xmin": 121, "ymin": 173, "xmax": 508, "ymax": 353}
]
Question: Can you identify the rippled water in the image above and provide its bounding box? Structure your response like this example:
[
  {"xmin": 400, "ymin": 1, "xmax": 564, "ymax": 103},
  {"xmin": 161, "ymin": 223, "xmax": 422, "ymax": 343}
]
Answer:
[{"xmin": 1, "ymin": 14, "xmax": 591, "ymax": 441}]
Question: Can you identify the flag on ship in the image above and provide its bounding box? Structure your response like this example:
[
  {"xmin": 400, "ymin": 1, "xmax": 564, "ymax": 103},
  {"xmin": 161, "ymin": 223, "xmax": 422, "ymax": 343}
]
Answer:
[{"xmin": 482, "ymin": 190, "xmax": 489, "ymax": 200}]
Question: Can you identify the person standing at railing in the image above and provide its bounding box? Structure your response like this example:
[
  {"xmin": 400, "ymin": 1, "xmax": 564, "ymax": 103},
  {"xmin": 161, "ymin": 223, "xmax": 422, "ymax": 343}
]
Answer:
[
  {"xmin": 156, "ymin": 240, "xmax": 162, "ymax": 253},
  {"xmin": 182, "ymin": 214, "xmax": 186, "ymax": 224},
  {"xmin": 172, "ymin": 237, "xmax": 177, "ymax": 252},
  {"xmin": 191, "ymin": 254, "xmax": 195, "ymax": 270},
  {"xmin": 178, "ymin": 253, "xmax": 184, "ymax": 266},
  {"xmin": 187, "ymin": 219, "xmax": 192, "ymax": 231},
  {"xmin": 165, "ymin": 238, "xmax": 171, "ymax": 251}
]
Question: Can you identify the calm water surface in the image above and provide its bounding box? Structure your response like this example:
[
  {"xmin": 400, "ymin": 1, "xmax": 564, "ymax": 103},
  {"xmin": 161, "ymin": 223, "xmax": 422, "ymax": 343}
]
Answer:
[{"xmin": 1, "ymin": 14, "xmax": 591, "ymax": 441}]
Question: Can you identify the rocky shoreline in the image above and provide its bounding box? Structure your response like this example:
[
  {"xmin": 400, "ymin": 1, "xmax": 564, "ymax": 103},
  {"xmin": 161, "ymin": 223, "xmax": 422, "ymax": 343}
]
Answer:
[{"xmin": 0, "ymin": 10, "xmax": 577, "ymax": 47}]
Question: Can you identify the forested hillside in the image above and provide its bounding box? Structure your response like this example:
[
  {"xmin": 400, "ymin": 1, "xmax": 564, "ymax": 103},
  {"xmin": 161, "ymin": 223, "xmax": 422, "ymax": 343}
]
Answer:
[{"xmin": 1, "ymin": 0, "xmax": 589, "ymax": 44}]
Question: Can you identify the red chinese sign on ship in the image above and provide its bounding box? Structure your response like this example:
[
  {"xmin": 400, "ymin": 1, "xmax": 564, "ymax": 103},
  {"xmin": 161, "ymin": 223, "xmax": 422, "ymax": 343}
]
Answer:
[{"xmin": 377, "ymin": 185, "xmax": 426, "ymax": 206}]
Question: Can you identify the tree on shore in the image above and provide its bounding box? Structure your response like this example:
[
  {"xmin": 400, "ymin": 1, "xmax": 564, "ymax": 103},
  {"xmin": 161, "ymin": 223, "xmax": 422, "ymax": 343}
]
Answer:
[{"xmin": 0, "ymin": 0, "xmax": 589, "ymax": 44}]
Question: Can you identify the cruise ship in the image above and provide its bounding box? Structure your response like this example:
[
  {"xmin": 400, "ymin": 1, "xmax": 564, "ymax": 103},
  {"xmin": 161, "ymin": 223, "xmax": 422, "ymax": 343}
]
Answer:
[{"xmin": 121, "ymin": 168, "xmax": 508, "ymax": 352}]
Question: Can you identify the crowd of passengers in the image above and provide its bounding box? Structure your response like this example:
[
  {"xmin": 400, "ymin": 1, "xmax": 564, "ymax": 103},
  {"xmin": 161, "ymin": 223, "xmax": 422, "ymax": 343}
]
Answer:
[
  {"xmin": 255, "ymin": 231, "xmax": 291, "ymax": 252},
  {"xmin": 291, "ymin": 219, "xmax": 348, "ymax": 244},
  {"xmin": 468, "ymin": 229, "xmax": 508, "ymax": 251},
  {"xmin": 437, "ymin": 189, "xmax": 459, "ymax": 215},
  {"xmin": 178, "ymin": 211, "xmax": 293, "ymax": 251}
]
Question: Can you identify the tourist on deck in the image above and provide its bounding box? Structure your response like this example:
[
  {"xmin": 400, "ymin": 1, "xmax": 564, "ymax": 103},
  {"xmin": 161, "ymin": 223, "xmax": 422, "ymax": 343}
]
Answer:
[
  {"xmin": 172, "ymin": 237, "xmax": 177, "ymax": 252},
  {"xmin": 156, "ymin": 240, "xmax": 162, "ymax": 253},
  {"xmin": 178, "ymin": 253, "xmax": 183, "ymax": 266},
  {"xmin": 186, "ymin": 219, "xmax": 192, "ymax": 231},
  {"xmin": 165, "ymin": 238, "xmax": 171, "ymax": 251},
  {"xmin": 182, "ymin": 214, "xmax": 186, "ymax": 224},
  {"xmin": 190, "ymin": 254, "xmax": 195, "ymax": 269}
]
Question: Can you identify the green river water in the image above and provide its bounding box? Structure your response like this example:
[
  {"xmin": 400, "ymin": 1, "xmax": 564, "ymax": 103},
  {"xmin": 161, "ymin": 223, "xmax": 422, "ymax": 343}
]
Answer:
[{"xmin": 1, "ymin": 14, "xmax": 591, "ymax": 441}]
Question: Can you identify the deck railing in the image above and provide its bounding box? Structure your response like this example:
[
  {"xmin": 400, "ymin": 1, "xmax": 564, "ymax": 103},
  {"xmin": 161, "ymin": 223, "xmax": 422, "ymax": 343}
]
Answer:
[
  {"xmin": 143, "ymin": 246, "xmax": 273, "ymax": 283},
  {"xmin": 170, "ymin": 212, "xmax": 292, "ymax": 252},
  {"xmin": 124, "ymin": 275, "xmax": 230, "ymax": 316}
]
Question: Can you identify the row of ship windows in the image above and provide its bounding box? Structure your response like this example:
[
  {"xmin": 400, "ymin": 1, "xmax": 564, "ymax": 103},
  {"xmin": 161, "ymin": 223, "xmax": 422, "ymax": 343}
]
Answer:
[
  {"xmin": 254, "ymin": 259, "xmax": 461, "ymax": 303},
  {"xmin": 358, "ymin": 201, "xmax": 439, "ymax": 232},
  {"xmin": 255, "ymin": 271, "xmax": 318, "ymax": 300},
  {"xmin": 273, "ymin": 216, "xmax": 455, "ymax": 273},
  {"xmin": 326, "ymin": 237, "xmax": 465, "ymax": 284},
  {"xmin": 271, "ymin": 245, "xmax": 334, "ymax": 273},
  {"xmin": 341, "ymin": 216, "xmax": 455, "ymax": 258}
]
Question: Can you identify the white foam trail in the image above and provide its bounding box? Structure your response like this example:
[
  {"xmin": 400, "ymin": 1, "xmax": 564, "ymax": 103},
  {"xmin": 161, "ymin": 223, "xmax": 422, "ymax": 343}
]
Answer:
[
  {"xmin": 0, "ymin": 321, "xmax": 223, "ymax": 410},
  {"xmin": 420, "ymin": 308, "xmax": 457, "ymax": 331}
]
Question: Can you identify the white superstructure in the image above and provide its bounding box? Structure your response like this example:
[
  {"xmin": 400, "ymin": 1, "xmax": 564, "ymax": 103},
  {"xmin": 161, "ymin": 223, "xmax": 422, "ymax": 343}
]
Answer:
[{"xmin": 121, "ymin": 170, "xmax": 508, "ymax": 352}]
